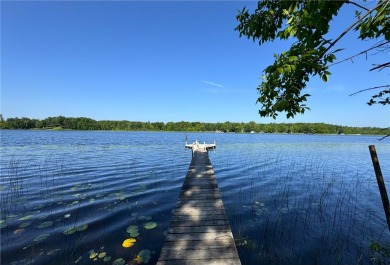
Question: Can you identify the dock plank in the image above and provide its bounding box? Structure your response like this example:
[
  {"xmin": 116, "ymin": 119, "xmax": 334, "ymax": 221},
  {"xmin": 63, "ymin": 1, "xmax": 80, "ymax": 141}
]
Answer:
[{"xmin": 156, "ymin": 148, "xmax": 241, "ymax": 265}]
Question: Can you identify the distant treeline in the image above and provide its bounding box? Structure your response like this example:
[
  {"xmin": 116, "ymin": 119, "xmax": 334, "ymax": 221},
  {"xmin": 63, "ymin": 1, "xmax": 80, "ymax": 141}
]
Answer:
[{"xmin": 0, "ymin": 115, "xmax": 389, "ymax": 135}]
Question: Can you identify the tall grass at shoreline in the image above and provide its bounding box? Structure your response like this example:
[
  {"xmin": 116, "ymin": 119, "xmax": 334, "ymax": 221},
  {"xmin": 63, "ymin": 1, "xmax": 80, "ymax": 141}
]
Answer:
[
  {"xmin": 1, "ymin": 148, "xmax": 188, "ymax": 265},
  {"xmin": 212, "ymin": 144, "xmax": 390, "ymax": 265}
]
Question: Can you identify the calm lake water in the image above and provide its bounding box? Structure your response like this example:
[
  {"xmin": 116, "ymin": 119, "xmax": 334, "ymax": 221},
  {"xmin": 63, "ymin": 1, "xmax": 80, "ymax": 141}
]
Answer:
[{"xmin": 1, "ymin": 130, "xmax": 390, "ymax": 265}]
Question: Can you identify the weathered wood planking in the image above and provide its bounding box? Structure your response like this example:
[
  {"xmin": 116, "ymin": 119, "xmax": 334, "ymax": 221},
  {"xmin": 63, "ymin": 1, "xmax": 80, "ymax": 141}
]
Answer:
[{"xmin": 156, "ymin": 149, "xmax": 241, "ymax": 265}]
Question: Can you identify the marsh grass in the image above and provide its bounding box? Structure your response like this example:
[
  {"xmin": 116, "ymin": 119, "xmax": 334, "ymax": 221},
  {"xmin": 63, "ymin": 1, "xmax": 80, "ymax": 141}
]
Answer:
[
  {"xmin": 213, "ymin": 145, "xmax": 390, "ymax": 265},
  {"xmin": 0, "ymin": 147, "xmax": 186, "ymax": 265}
]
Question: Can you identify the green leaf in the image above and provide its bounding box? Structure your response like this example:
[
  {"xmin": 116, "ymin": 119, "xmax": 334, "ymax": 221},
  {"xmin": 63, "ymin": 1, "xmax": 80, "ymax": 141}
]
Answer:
[
  {"xmin": 63, "ymin": 227, "xmax": 77, "ymax": 235},
  {"xmin": 112, "ymin": 258, "xmax": 125, "ymax": 265},
  {"xmin": 34, "ymin": 233, "xmax": 50, "ymax": 242},
  {"xmin": 144, "ymin": 222, "xmax": 157, "ymax": 230},
  {"xmin": 37, "ymin": 221, "xmax": 53, "ymax": 229},
  {"xmin": 76, "ymin": 224, "xmax": 88, "ymax": 232},
  {"xmin": 19, "ymin": 215, "xmax": 34, "ymax": 221},
  {"xmin": 288, "ymin": 56, "xmax": 298, "ymax": 62}
]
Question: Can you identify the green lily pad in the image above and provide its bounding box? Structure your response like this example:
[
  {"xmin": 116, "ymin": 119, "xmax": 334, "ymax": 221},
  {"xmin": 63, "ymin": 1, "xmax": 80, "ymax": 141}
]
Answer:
[
  {"xmin": 138, "ymin": 216, "xmax": 151, "ymax": 221},
  {"xmin": 63, "ymin": 227, "xmax": 77, "ymax": 235},
  {"xmin": 144, "ymin": 222, "xmax": 157, "ymax": 230},
  {"xmin": 112, "ymin": 258, "xmax": 125, "ymax": 265},
  {"xmin": 0, "ymin": 220, "xmax": 7, "ymax": 229},
  {"xmin": 46, "ymin": 248, "xmax": 61, "ymax": 255},
  {"xmin": 126, "ymin": 225, "xmax": 139, "ymax": 237},
  {"xmin": 7, "ymin": 214, "xmax": 18, "ymax": 219},
  {"xmin": 19, "ymin": 222, "xmax": 31, "ymax": 228},
  {"xmin": 37, "ymin": 221, "xmax": 53, "ymax": 229},
  {"xmin": 136, "ymin": 249, "xmax": 151, "ymax": 264},
  {"xmin": 67, "ymin": 201, "xmax": 79, "ymax": 207},
  {"xmin": 103, "ymin": 256, "xmax": 111, "ymax": 262},
  {"xmin": 19, "ymin": 215, "xmax": 34, "ymax": 221},
  {"xmin": 76, "ymin": 224, "xmax": 88, "ymax": 232},
  {"xmin": 130, "ymin": 231, "xmax": 139, "ymax": 237},
  {"xmin": 34, "ymin": 233, "xmax": 50, "ymax": 242},
  {"xmin": 89, "ymin": 252, "xmax": 97, "ymax": 259},
  {"xmin": 98, "ymin": 252, "xmax": 106, "ymax": 259},
  {"xmin": 39, "ymin": 214, "xmax": 50, "ymax": 220}
]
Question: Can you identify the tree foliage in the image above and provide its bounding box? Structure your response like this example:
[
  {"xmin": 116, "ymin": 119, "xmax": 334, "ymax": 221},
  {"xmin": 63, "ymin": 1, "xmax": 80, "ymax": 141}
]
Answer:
[
  {"xmin": 0, "ymin": 115, "xmax": 389, "ymax": 135},
  {"xmin": 235, "ymin": 0, "xmax": 389, "ymax": 119}
]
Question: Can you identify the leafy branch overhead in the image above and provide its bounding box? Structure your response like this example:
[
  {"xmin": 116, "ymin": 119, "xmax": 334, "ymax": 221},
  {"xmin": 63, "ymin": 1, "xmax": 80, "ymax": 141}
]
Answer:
[{"xmin": 235, "ymin": 0, "xmax": 390, "ymax": 119}]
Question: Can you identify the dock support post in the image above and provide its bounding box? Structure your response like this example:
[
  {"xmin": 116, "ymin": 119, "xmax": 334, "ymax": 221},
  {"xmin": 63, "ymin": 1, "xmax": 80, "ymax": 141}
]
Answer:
[{"xmin": 369, "ymin": 145, "xmax": 390, "ymax": 230}]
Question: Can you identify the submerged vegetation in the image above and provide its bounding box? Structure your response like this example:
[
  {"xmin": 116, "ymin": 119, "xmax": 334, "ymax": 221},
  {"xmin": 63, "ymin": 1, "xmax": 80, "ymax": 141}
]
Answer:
[{"xmin": 0, "ymin": 115, "xmax": 389, "ymax": 135}]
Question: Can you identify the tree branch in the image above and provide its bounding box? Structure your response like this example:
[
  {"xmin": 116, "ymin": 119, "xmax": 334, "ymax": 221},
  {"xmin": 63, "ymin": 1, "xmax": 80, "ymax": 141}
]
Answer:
[
  {"xmin": 329, "ymin": 41, "xmax": 390, "ymax": 67},
  {"xmin": 370, "ymin": 62, "xmax": 390, "ymax": 71},
  {"xmin": 349, "ymin": 85, "xmax": 390, "ymax": 96},
  {"xmin": 346, "ymin": 1, "xmax": 370, "ymax": 11},
  {"xmin": 378, "ymin": 133, "xmax": 390, "ymax": 141},
  {"xmin": 322, "ymin": 1, "xmax": 386, "ymax": 57}
]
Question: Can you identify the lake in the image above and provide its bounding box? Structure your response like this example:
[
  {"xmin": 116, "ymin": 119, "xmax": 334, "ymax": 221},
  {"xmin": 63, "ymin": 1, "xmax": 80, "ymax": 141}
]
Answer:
[{"xmin": 1, "ymin": 130, "xmax": 390, "ymax": 265}]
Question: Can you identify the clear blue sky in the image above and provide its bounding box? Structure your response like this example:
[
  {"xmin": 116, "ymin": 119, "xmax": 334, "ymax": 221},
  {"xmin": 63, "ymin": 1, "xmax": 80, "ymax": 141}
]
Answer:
[{"xmin": 1, "ymin": 1, "xmax": 389, "ymax": 127}]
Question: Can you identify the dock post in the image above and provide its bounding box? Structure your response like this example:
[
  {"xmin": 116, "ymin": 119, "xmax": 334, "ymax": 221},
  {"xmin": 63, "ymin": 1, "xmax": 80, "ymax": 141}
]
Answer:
[{"xmin": 369, "ymin": 145, "xmax": 390, "ymax": 230}]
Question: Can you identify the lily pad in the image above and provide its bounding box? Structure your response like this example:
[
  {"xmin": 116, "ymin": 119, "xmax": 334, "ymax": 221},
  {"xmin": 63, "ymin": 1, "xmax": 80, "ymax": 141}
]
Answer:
[
  {"xmin": 136, "ymin": 249, "xmax": 151, "ymax": 264},
  {"xmin": 122, "ymin": 238, "xmax": 136, "ymax": 248},
  {"xmin": 39, "ymin": 214, "xmax": 50, "ymax": 220},
  {"xmin": 130, "ymin": 231, "xmax": 139, "ymax": 237},
  {"xmin": 63, "ymin": 227, "xmax": 77, "ymax": 235},
  {"xmin": 37, "ymin": 221, "xmax": 53, "ymax": 229},
  {"xmin": 144, "ymin": 222, "xmax": 157, "ymax": 230},
  {"xmin": 19, "ymin": 222, "xmax": 31, "ymax": 228},
  {"xmin": 126, "ymin": 225, "xmax": 139, "ymax": 237},
  {"xmin": 7, "ymin": 214, "xmax": 19, "ymax": 219},
  {"xmin": 0, "ymin": 220, "xmax": 7, "ymax": 229},
  {"xmin": 19, "ymin": 215, "xmax": 34, "ymax": 221},
  {"xmin": 46, "ymin": 248, "xmax": 61, "ymax": 256},
  {"xmin": 103, "ymin": 256, "xmax": 111, "ymax": 262},
  {"xmin": 98, "ymin": 252, "xmax": 106, "ymax": 258},
  {"xmin": 112, "ymin": 258, "xmax": 125, "ymax": 265},
  {"xmin": 89, "ymin": 251, "xmax": 97, "ymax": 259},
  {"xmin": 127, "ymin": 225, "xmax": 138, "ymax": 233},
  {"xmin": 76, "ymin": 224, "xmax": 88, "ymax": 232},
  {"xmin": 138, "ymin": 216, "xmax": 151, "ymax": 221},
  {"xmin": 34, "ymin": 233, "xmax": 50, "ymax": 242},
  {"xmin": 67, "ymin": 201, "xmax": 79, "ymax": 207}
]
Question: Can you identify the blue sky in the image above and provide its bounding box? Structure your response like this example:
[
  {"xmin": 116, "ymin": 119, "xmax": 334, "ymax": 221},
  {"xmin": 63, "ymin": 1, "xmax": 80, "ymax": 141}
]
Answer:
[{"xmin": 1, "ymin": 1, "xmax": 389, "ymax": 127}]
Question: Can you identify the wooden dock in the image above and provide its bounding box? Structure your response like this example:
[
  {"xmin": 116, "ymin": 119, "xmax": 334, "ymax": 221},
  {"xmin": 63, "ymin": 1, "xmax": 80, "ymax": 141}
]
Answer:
[
  {"xmin": 156, "ymin": 144, "xmax": 241, "ymax": 265},
  {"xmin": 185, "ymin": 140, "xmax": 216, "ymax": 152}
]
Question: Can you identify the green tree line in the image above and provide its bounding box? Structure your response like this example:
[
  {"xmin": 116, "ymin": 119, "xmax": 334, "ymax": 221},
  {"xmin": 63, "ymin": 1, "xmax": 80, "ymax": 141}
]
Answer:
[{"xmin": 0, "ymin": 115, "xmax": 388, "ymax": 135}]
